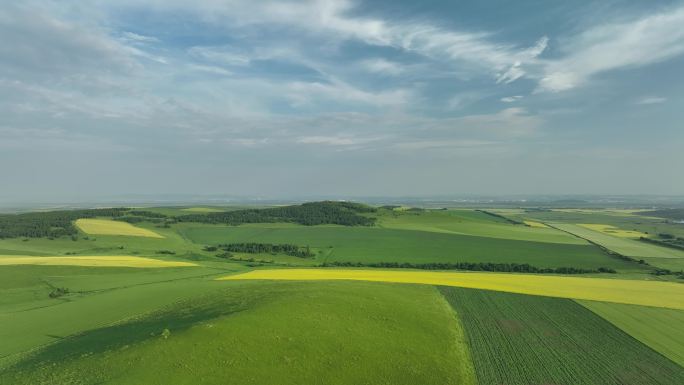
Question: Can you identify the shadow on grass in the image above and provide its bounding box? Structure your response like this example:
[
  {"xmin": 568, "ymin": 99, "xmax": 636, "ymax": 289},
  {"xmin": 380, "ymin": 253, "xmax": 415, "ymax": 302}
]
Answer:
[{"xmin": 9, "ymin": 286, "xmax": 275, "ymax": 372}]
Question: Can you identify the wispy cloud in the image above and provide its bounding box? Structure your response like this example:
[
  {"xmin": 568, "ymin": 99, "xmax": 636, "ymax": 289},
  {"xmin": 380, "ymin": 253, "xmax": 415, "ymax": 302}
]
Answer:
[
  {"xmin": 635, "ymin": 96, "xmax": 667, "ymax": 105},
  {"xmin": 121, "ymin": 31, "xmax": 160, "ymax": 44},
  {"xmin": 188, "ymin": 45, "xmax": 252, "ymax": 66},
  {"xmin": 538, "ymin": 6, "xmax": 684, "ymax": 92},
  {"xmin": 359, "ymin": 58, "xmax": 405, "ymax": 76},
  {"xmin": 128, "ymin": 0, "xmax": 548, "ymax": 84},
  {"xmin": 285, "ymin": 79, "xmax": 411, "ymax": 107},
  {"xmin": 501, "ymin": 95, "xmax": 523, "ymax": 103}
]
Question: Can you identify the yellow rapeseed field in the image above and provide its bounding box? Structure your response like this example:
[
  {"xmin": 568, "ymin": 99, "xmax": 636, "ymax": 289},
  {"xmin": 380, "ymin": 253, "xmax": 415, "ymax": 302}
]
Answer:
[
  {"xmin": 75, "ymin": 219, "xmax": 164, "ymax": 238},
  {"xmin": 578, "ymin": 223, "xmax": 648, "ymax": 238},
  {"xmin": 523, "ymin": 220, "xmax": 549, "ymax": 228},
  {"xmin": 219, "ymin": 269, "xmax": 684, "ymax": 310},
  {"xmin": 0, "ymin": 255, "xmax": 196, "ymax": 268}
]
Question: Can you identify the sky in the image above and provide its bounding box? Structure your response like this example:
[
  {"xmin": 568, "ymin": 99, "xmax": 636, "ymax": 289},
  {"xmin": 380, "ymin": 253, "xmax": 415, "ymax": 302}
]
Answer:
[{"xmin": 1, "ymin": 0, "xmax": 683, "ymax": 201}]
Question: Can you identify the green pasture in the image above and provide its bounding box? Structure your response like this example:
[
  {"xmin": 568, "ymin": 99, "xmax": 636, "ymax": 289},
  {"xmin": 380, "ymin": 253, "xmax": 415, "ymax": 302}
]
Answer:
[
  {"xmin": 1, "ymin": 281, "xmax": 476, "ymax": 385},
  {"xmin": 0, "ymin": 263, "xmax": 240, "ymax": 366},
  {"xmin": 180, "ymin": 223, "xmax": 637, "ymax": 270}
]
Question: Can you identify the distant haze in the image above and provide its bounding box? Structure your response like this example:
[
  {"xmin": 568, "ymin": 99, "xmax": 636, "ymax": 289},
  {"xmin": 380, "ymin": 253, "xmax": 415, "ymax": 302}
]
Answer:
[{"xmin": 1, "ymin": 0, "xmax": 683, "ymax": 201}]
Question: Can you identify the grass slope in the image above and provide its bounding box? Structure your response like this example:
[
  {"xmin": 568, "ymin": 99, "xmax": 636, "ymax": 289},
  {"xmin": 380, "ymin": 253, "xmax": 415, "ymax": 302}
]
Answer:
[
  {"xmin": 182, "ymin": 224, "xmax": 633, "ymax": 270},
  {"xmin": 0, "ymin": 264, "xmax": 240, "ymax": 366},
  {"xmin": 0, "ymin": 223, "xmax": 204, "ymax": 258},
  {"xmin": 221, "ymin": 269, "xmax": 684, "ymax": 309},
  {"xmin": 439, "ymin": 287, "xmax": 684, "ymax": 385},
  {"xmin": 579, "ymin": 300, "xmax": 684, "ymax": 367},
  {"xmin": 1, "ymin": 281, "xmax": 476, "ymax": 385}
]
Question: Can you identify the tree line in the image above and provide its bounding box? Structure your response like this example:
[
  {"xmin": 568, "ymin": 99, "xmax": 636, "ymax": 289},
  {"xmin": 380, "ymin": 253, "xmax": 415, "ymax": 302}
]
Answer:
[
  {"xmin": 0, "ymin": 202, "xmax": 376, "ymax": 240},
  {"xmin": 322, "ymin": 261, "xmax": 617, "ymax": 274},
  {"xmin": 475, "ymin": 210, "xmax": 525, "ymax": 225},
  {"xmin": 177, "ymin": 201, "xmax": 376, "ymax": 226},
  {"xmin": 0, "ymin": 208, "xmax": 129, "ymax": 239},
  {"xmin": 214, "ymin": 242, "xmax": 314, "ymax": 258},
  {"xmin": 639, "ymin": 236, "xmax": 684, "ymax": 250}
]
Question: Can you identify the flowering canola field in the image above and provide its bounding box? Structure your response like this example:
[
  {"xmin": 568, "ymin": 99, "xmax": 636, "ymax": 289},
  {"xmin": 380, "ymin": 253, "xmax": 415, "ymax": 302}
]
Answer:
[
  {"xmin": 75, "ymin": 218, "xmax": 164, "ymax": 238},
  {"xmin": 220, "ymin": 269, "xmax": 684, "ymax": 310}
]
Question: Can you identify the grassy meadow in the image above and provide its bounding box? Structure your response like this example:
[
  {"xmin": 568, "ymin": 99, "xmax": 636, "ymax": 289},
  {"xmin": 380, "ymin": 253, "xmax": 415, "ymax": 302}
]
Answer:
[
  {"xmin": 1, "ymin": 202, "xmax": 683, "ymax": 384},
  {"xmin": 1, "ymin": 281, "xmax": 477, "ymax": 385},
  {"xmin": 182, "ymin": 223, "xmax": 633, "ymax": 270}
]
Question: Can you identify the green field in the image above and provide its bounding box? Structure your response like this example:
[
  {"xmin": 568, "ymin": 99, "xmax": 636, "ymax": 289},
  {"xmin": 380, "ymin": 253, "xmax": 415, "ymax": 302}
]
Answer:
[
  {"xmin": 1, "ymin": 280, "xmax": 476, "ymax": 385},
  {"xmin": 377, "ymin": 209, "xmax": 585, "ymax": 244},
  {"xmin": 552, "ymin": 223, "xmax": 684, "ymax": 270},
  {"xmin": 552, "ymin": 223, "xmax": 684, "ymax": 259},
  {"xmin": 503, "ymin": 208, "xmax": 684, "ymax": 239},
  {"xmin": 0, "ymin": 223, "xmax": 205, "ymax": 258},
  {"xmin": 1, "ymin": 203, "xmax": 682, "ymax": 384},
  {"xmin": 580, "ymin": 300, "xmax": 684, "ymax": 367},
  {"xmin": 0, "ymin": 264, "xmax": 237, "ymax": 365},
  {"xmin": 181, "ymin": 223, "xmax": 636, "ymax": 270},
  {"xmin": 439, "ymin": 287, "xmax": 684, "ymax": 385}
]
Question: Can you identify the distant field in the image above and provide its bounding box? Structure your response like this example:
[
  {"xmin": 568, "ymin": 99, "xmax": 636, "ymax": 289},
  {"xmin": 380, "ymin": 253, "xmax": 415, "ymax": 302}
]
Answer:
[
  {"xmin": 1, "ymin": 281, "xmax": 477, "ymax": 385},
  {"xmin": 0, "ymin": 255, "xmax": 196, "ymax": 268},
  {"xmin": 507, "ymin": 209, "xmax": 684, "ymax": 239},
  {"xmin": 182, "ymin": 224, "xmax": 634, "ymax": 270},
  {"xmin": 440, "ymin": 287, "xmax": 684, "ymax": 385},
  {"xmin": 181, "ymin": 207, "xmax": 225, "ymax": 213},
  {"xmin": 377, "ymin": 210, "xmax": 583, "ymax": 244},
  {"xmin": 0, "ymin": 224, "xmax": 204, "ymax": 259},
  {"xmin": 523, "ymin": 220, "xmax": 548, "ymax": 228},
  {"xmin": 220, "ymin": 269, "xmax": 684, "ymax": 309},
  {"xmin": 578, "ymin": 223, "xmax": 648, "ymax": 238},
  {"xmin": 552, "ymin": 223, "xmax": 684, "ymax": 269},
  {"xmin": 579, "ymin": 300, "xmax": 684, "ymax": 367},
  {"xmin": 75, "ymin": 219, "xmax": 164, "ymax": 238}
]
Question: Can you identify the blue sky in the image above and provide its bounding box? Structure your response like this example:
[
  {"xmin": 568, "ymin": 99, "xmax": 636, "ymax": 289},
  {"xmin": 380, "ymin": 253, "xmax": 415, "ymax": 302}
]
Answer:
[{"xmin": 1, "ymin": 0, "xmax": 683, "ymax": 200}]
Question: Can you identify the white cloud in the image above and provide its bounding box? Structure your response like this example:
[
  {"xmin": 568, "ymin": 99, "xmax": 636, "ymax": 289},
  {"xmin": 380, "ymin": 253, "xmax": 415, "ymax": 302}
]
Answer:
[
  {"xmin": 393, "ymin": 139, "xmax": 493, "ymax": 150},
  {"xmin": 496, "ymin": 37, "xmax": 548, "ymax": 84},
  {"xmin": 636, "ymin": 96, "xmax": 667, "ymax": 105},
  {"xmin": 500, "ymin": 95, "xmax": 523, "ymax": 103},
  {"xmin": 297, "ymin": 136, "xmax": 358, "ymax": 146},
  {"xmin": 360, "ymin": 58, "xmax": 404, "ymax": 75},
  {"xmin": 188, "ymin": 45, "xmax": 251, "ymax": 66},
  {"xmin": 496, "ymin": 62, "xmax": 525, "ymax": 84},
  {"xmin": 0, "ymin": 4, "xmax": 140, "ymax": 77},
  {"xmin": 188, "ymin": 64, "xmax": 233, "ymax": 76},
  {"xmin": 285, "ymin": 79, "xmax": 410, "ymax": 107},
  {"xmin": 538, "ymin": 6, "xmax": 684, "ymax": 92},
  {"xmin": 121, "ymin": 31, "xmax": 160, "ymax": 43},
  {"xmin": 451, "ymin": 108, "xmax": 541, "ymax": 137},
  {"xmin": 118, "ymin": 0, "xmax": 547, "ymax": 84}
]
